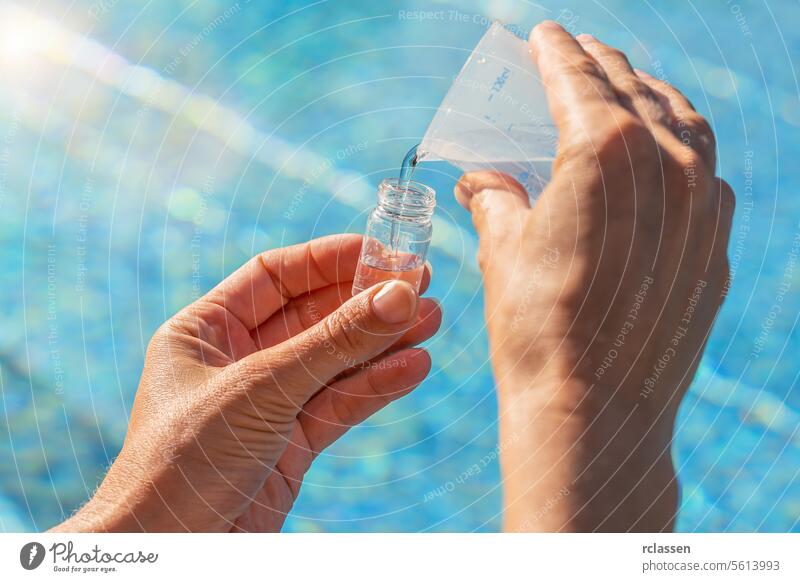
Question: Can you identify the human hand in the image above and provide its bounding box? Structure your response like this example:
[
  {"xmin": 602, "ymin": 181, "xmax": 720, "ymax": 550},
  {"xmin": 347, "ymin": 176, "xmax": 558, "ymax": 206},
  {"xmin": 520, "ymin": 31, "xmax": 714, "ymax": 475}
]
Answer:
[
  {"xmin": 53, "ymin": 234, "xmax": 441, "ymax": 532},
  {"xmin": 455, "ymin": 22, "xmax": 733, "ymax": 531}
]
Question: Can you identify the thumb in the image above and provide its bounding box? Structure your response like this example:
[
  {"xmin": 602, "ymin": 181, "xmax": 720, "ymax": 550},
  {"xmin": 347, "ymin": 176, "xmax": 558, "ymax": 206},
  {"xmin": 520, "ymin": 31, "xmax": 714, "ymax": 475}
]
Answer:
[
  {"xmin": 237, "ymin": 280, "xmax": 419, "ymax": 406},
  {"xmin": 454, "ymin": 171, "xmax": 531, "ymax": 271}
]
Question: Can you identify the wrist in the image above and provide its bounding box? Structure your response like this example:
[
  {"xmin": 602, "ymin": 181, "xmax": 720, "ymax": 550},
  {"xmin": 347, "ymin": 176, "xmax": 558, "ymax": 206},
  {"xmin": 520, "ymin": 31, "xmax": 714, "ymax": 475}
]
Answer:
[
  {"xmin": 50, "ymin": 453, "xmax": 150, "ymax": 532},
  {"xmin": 50, "ymin": 495, "xmax": 126, "ymax": 533},
  {"xmin": 51, "ymin": 448, "xmax": 186, "ymax": 532},
  {"xmin": 494, "ymin": 347, "xmax": 681, "ymax": 434},
  {"xmin": 496, "ymin": 373, "xmax": 679, "ymax": 532}
]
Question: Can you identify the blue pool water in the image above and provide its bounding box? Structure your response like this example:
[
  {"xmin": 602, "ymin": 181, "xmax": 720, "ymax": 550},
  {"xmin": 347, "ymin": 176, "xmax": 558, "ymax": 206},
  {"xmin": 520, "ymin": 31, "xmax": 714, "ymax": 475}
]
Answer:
[{"xmin": 0, "ymin": 0, "xmax": 798, "ymax": 532}]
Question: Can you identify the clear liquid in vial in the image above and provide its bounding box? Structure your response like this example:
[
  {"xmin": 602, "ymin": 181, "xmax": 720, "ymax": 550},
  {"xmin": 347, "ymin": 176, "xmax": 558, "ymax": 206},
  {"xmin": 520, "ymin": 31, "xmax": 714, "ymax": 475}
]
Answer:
[{"xmin": 352, "ymin": 256, "xmax": 425, "ymax": 295}]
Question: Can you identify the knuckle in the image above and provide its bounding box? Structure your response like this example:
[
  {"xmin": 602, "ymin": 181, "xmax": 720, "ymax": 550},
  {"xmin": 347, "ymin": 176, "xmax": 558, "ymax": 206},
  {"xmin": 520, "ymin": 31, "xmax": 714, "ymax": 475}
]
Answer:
[
  {"xmin": 361, "ymin": 367, "xmax": 386, "ymax": 399},
  {"xmin": 719, "ymin": 178, "xmax": 736, "ymax": 207},
  {"xmin": 331, "ymin": 371, "xmax": 386, "ymax": 427},
  {"xmin": 608, "ymin": 47, "xmax": 628, "ymax": 62},
  {"xmin": 234, "ymin": 357, "xmax": 261, "ymax": 388},
  {"xmin": 678, "ymin": 147, "xmax": 706, "ymax": 175},
  {"xmin": 601, "ymin": 56, "xmax": 626, "ymax": 76},
  {"xmin": 476, "ymin": 240, "xmax": 506, "ymax": 273},
  {"xmin": 700, "ymin": 131, "xmax": 717, "ymax": 160},
  {"xmin": 666, "ymin": 134, "xmax": 704, "ymax": 170},
  {"xmin": 476, "ymin": 246, "xmax": 491, "ymax": 273},
  {"xmin": 717, "ymin": 179, "xmax": 736, "ymax": 221},
  {"xmin": 330, "ymin": 391, "xmax": 359, "ymax": 426},
  {"xmin": 150, "ymin": 320, "xmax": 170, "ymax": 343},
  {"xmin": 322, "ymin": 308, "xmax": 367, "ymax": 356},
  {"xmin": 148, "ymin": 318, "xmax": 180, "ymax": 352},
  {"xmin": 596, "ymin": 44, "xmax": 627, "ymax": 62},
  {"xmin": 675, "ymin": 113, "xmax": 715, "ymax": 148},
  {"xmin": 693, "ymin": 115, "xmax": 714, "ymax": 140},
  {"xmin": 568, "ymin": 57, "xmax": 608, "ymax": 83},
  {"xmin": 619, "ymin": 76, "xmax": 655, "ymax": 101},
  {"xmin": 691, "ymin": 116, "xmax": 715, "ymax": 147},
  {"xmin": 672, "ymin": 90, "xmax": 697, "ymax": 113}
]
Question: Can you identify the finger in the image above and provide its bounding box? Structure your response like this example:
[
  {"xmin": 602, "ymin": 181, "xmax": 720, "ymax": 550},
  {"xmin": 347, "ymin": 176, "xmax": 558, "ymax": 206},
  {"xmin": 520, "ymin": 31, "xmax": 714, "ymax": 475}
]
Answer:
[
  {"xmin": 712, "ymin": 177, "xmax": 736, "ymax": 259},
  {"xmin": 251, "ymin": 282, "xmax": 352, "ymax": 349},
  {"xmin": 299, "ymin": 348, "xmax": 431, "ymax": 456},
  {"xmin": 264, "ymin": 348, "xmax": 432, "ymax": 506},
  {"xmin": 575, "ymin": 35, "xmax": 669, "ymax": 127},
  {"xmin": 528, "ymin": 21, "xmax": 623, "ymax": 137},
  {"xmin": 272, "ymin": 424, "xmax": 313, "ymax": 499},
  {"xmin": 392, "ymin": 297, "xmax": 441, "ymax": 349},
  {"xmin": 635, "ymin": 69, "xmax": 697, "ymax": 114},
  {"xmin": 253, "ymin": 288, "xmax": 441, "ymax": 353},
  {"xmin": 202, "ymin": 234, "xmax": 362, "ymax": 330},
  {"xmin": 329, "ymin": 298, "xmax": 441, "ymax": 383},
  {"xmin": 238, "ymin": 280, "xmax": 420, "ymax": 406},
  {"xmin": 420, "ymin": 261, "xmax": 432, "ymax": 293},
  {"xmin": 635, "ymin": 69, "xmax": 716, "ymax": 171},
  {"xmin": 714, "ymin": 178, "xmax": 736, "ymax": 300},
  {"xmin": 250, "ymin": 265, "xmax": 434, "ymax": 349},
  {"xmin": 454, "ymin": 171, "xmax": 530, "ymax": 271}
]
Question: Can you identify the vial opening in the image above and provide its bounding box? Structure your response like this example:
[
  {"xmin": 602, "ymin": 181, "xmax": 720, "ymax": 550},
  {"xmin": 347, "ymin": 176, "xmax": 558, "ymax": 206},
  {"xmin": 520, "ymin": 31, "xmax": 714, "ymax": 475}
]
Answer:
[{"xmin": 378, "ymin": 178, "xmax": 436, "ymax": 219}]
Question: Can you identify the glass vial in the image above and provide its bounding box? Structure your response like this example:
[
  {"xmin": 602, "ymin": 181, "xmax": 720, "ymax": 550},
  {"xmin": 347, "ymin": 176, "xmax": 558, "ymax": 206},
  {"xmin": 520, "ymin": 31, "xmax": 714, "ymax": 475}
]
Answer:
[{"xmin": 352, "ymin": 178, "xmax": 435, "ymax": 295}]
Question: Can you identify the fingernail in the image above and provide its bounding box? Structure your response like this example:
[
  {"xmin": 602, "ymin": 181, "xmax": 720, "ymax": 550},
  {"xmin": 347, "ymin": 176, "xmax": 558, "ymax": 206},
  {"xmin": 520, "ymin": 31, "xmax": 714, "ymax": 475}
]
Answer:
[
  {"xmin": 424, "ymin": 261, "xmax": 434, "ymax": 279},
  {"xmin": 372, "ymin": 281, "xmax": 417, "ymax": 324},
  {"xmin": 576, "ymin": 33, "xmax": 595, "ymax": 43},
  {"xmin": 405, "ymin": 348, "xmax": 432, "ymax": 371}
]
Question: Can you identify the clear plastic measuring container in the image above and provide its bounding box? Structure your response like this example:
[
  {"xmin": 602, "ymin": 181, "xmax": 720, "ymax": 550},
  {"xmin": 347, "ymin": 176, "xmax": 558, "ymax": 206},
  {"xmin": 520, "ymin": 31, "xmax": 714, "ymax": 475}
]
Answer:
[{"xmin": 419, "ymin": 22, "xmax": 557, "ymax": 198}]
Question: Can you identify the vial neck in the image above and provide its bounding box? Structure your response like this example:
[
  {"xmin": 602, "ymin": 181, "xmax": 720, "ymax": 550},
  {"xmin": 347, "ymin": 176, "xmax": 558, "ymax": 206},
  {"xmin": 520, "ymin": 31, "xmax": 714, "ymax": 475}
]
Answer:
[{"xmin": 377, "ymin": 179, "xmax": 435, "ymax": 221}]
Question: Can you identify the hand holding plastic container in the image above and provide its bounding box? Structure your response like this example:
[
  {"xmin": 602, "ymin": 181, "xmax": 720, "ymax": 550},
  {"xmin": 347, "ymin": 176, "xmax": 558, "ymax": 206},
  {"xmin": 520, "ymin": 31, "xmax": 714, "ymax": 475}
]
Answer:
[{"xmin": 353, "ymin": 22, "xmax": 556, "ymax": 296}]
